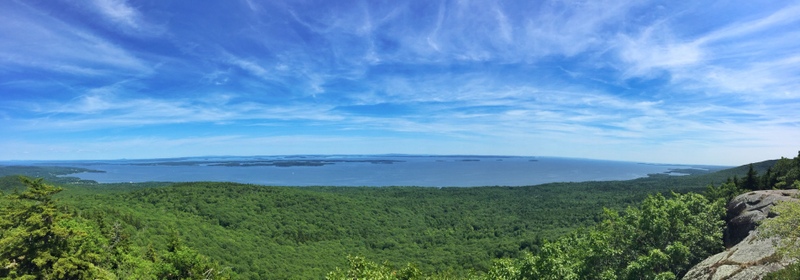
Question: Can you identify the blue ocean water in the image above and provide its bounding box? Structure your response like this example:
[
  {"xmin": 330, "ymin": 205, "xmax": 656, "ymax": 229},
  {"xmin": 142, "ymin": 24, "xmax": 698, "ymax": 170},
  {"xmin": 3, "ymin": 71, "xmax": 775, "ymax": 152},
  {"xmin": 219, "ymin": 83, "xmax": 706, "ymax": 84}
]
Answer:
[{"xmin": 14, "ymin": 155, "xmax": 719, "ymax": 187}]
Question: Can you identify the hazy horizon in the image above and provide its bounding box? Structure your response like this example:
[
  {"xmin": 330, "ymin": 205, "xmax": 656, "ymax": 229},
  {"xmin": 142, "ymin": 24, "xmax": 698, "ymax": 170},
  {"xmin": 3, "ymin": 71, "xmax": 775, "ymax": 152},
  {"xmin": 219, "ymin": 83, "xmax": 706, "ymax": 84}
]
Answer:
[
  {"xmin": 1, "ymin": 155, "xmax": 728, "ymax": 187},
  {"xmin": 0, "ymin": 154, "xmax": 735, "ymax": 168},
  {"xmin": 1, "ymin": 1, "xmax": 799, "ymax": 165}
]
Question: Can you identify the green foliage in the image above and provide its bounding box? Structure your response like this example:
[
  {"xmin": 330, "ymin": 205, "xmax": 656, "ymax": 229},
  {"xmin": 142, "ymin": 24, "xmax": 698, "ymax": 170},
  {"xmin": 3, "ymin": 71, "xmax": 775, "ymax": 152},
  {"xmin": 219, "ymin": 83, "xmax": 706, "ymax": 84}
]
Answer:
[
  {"xmin": 0, "ymin": 177, "xmax": 114, "ymax": 279},
  {"xmin": 0, "ymin": 166, "xmax": 101, "ymax": 186},
  {"xmin": 476, "ymin": 192, "xmax": 724, "ymax": 280},
  {"xmin": 52, "ymin": 179, "xmax": 711, "ymax": 278},
  {"xmin": 0, "ymin": 158, "xmax": 776, "ymax": 279},
  {"xmin": 608, "ymin": 193, "xmax": 724, "ymax": 278},
  {"xmin": 759, "ymin": 152, "xmax": 800, "ymax": 189},
  {"xmin": 758, "ymin": 201, "xmax": 800, "ymax": 259},
  {"xmin": 769, "ymin": 152, "xmax": 800, "ymax": 189},
  {"xmin": 764, "ymin": 261, "xmax": 800, "ymax": 280},
  {"xmin": 743, "ymin": 164, "xmax": 760, "ymax": 191},
  {"xmin": 704, "ymin": 151, "xmax": 800, "ymax": 202},
  {"xmin": 0, "ymin": 177, "xmax": 229, "ymax": 279},
  {"xmin": 0, "ymin": 175, "xmax": 26, "ymax": 193},
  {"xmin": 341, "ymin": 192, "xmax": 725, "ymax": 280},
  {"xmin": 326, "ymin": 256, "xmax": 425, "ymax": 280},
  {"xmin": 704, "ymin": 181, "xmax": 745, "ymax": 203},
  {"xmin": 150, "ymin": 233, "xmax": 231, "ymax": 280},
  {"xmin": 759, "ymin": 199, "xmax": 800, "ymax": 279},
  {"xmin": 698, "ymin": 159, "xmax": 776, "ymax": 185}
]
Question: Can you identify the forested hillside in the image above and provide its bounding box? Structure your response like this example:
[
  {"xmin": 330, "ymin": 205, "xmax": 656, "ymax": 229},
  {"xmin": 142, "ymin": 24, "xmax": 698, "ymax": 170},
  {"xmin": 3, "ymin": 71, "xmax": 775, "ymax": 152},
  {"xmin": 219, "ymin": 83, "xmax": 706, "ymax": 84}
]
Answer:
[
  {"xmin": 0, "ymin": 178, "xmax": 231, "ymax": 279},
  {"xmin": 2, "ymin": 152, "xmax": 799, "ymax": 279},
  {"xmin": 55, "ymin": 180, "xmax": 705, "ymax": 278},
  {"xmin": 329, "ymin": 152, "xmax": 800, "ymax": 279}
]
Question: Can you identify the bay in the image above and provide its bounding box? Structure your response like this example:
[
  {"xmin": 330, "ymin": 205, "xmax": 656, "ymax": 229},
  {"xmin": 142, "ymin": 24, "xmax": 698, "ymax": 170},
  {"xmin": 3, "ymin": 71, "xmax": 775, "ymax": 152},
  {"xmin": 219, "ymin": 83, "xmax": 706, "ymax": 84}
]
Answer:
[{"xmin": 20, "ymin": 155, "xmax": 719, "ymax": 187}]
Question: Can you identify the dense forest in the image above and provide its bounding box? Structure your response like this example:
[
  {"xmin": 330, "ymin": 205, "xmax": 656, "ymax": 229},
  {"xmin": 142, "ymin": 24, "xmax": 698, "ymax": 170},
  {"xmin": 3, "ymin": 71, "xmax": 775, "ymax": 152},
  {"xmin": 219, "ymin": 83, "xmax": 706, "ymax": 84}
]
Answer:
[{"xmin": 1, "ymin": 152, "xmax": 799, "ymax": 279}]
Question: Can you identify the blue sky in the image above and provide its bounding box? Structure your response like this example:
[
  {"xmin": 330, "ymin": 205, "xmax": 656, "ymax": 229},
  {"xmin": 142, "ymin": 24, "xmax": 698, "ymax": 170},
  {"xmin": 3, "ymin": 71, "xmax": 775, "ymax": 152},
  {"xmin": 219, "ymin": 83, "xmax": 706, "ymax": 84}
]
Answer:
[{"xmin": 1, "ymin": 0, "xmax": 799, "ymax": 165}]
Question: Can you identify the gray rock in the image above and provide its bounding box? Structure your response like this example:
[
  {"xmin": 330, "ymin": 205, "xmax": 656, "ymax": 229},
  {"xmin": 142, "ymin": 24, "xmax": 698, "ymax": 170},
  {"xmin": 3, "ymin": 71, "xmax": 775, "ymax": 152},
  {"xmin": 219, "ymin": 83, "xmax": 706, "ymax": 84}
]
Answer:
[
  {"xmin": 682, "ymin": 230, "xmax": 790, "ymax": 280},
  {"xmin": 724, "ymin": 189, "xmax": 799, "ymax": 247},
  {"xmin": 683, "ymin": 190, "xmax": 799, "ymax": 280}
]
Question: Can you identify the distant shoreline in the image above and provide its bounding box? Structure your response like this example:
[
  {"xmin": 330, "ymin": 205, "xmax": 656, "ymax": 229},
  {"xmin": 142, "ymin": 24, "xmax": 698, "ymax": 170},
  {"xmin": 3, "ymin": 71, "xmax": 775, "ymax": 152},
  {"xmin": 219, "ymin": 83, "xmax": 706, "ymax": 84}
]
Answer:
[{"xmin": 1, "ymin": 155, "xmax": 730, "ymax": 188}]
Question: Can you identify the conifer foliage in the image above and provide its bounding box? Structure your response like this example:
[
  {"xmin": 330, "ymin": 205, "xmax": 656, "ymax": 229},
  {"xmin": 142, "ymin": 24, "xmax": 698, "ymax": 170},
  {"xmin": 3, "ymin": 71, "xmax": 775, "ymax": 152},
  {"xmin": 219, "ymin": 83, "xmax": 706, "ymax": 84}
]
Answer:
[
  {"xmin": 0, "ymin": 177, "xmax": 114, "ymax": 279},
  {"xmin": 0, "ymin": 177, "xmax": 230, "ymax": 280}
]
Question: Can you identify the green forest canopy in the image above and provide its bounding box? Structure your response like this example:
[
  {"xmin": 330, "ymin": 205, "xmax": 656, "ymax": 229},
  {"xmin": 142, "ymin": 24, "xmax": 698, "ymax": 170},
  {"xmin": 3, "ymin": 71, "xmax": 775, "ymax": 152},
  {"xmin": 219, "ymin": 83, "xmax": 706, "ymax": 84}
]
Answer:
[{"xmin": 1, "ymin": 152, "xmax": 799, "ymax": 279}]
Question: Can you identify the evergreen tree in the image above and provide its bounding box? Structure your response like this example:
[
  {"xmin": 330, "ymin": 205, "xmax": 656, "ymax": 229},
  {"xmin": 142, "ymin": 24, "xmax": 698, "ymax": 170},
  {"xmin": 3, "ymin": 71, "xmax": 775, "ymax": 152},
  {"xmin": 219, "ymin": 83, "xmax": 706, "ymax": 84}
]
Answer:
[
  {"xmin": 731, "ymin": 175, "xmax": 740, "ymax": 189},
  {"xmin": 152, "ymin": 232, "xmax": 231, "ymax": 280},
  {"xmin": 762, "ymin": 167, "xmax": 775, "ymax": 189},
  {"xmin": 1, "ymin": 177, "xmax": 230, "ymax": 279},
  {"xmin": 0, "ymin": 177, "xmax": 114, "ymax": 279},
  {"xmin": 742, "ymin": 164, "xmax": 759, "ymax": 191},
  {"xmin": 771, "ymin": 151, "xmax": 800, "ymax": 189}
]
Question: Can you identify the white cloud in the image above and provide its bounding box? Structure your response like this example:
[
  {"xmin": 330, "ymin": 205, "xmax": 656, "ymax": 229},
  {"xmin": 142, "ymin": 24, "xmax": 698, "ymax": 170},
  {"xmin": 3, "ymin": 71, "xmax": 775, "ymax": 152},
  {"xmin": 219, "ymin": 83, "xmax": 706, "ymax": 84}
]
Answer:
[
  {"xmin": 617, "ymin": 30, "xmax": 703, "ymax": 78},
  {"xmin": 520, "ymin": 0, "xmax": 640, "ymax": 57},
  {"xmin": 0, "ymin": 2, "xmax": 150, "ymax": 75},
  {"xmin": 616, "ymin": 3, "xmax": 800, "ymax": 98},
  {"xmin": 87, "ymin": 0, "xmax": 164, "ymax": 36},
  {"xmin": 10, "ymin": 87, "xmax": 344, "ymax": 131},
  {"xmin": 91, "ymin": 0, "xmax": 140, "ymax": 29},
  {"xmin": 0, "ymin": 135, "xmax": 243, "ymax": 160},
  {"xmin": 281, "ymin": 0, "xmax": 646, "ymax": 65},
  {"xmin": 698, "ymin": 4, "xmax": 800, "ymax": 44},
  {"xmin": 228, "ymin": 56, "xmax": 272, "ymax": 81},
  {"xmin": 2, "ymin": 0, "xmax": 798, "ymax": 165}
]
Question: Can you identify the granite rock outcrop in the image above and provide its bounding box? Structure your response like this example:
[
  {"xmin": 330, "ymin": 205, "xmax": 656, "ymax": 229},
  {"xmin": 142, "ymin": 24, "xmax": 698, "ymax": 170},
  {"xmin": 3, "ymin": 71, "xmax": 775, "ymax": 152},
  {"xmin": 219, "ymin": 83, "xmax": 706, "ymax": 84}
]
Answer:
[{"xmin": 683, "ymin": 190, "xmax": 798, "ymax": 280}]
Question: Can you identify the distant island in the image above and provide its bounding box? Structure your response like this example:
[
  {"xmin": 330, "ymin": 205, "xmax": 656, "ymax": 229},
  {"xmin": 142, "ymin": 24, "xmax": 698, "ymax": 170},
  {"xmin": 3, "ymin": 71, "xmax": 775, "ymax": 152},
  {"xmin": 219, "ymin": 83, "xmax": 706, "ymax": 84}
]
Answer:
[
  {"xmin": 0, "ymin": 152, "xmax": 797, "ymax": 279},
  {"xmin": 132, "ymin": 159, "xmax": 405, "ymax": 167},
  {"xmin": 0, "ymin": 155, "xmax": 726, "ymax": 187}
]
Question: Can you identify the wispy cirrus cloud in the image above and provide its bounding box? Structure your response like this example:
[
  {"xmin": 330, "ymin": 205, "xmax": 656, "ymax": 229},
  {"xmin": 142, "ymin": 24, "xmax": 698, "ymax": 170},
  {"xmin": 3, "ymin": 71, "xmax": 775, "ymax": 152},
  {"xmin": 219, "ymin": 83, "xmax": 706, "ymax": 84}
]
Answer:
[
  {"xmin": 11, "ymin": 86, "xmax": 342, "ymax": 131},
  {"xmin": 90, "ymin": 0, "xmax": 142, "ymax": 30},
  {"xmin": 615, "ymin": 2, "xmax": 800, "ymax": 98},
  {"xmin": 87, "ymin": 0, "xmax": 165, "ymax": 36},
  {"xmin": 616, "ymin": 27, "xmax": 704, "ymax": 78},
  {"xmin": 1, "ymin": 0, "xmax": 798, "ymax": 164},
  {"xmin": 0, "ymin": 1, "xmax": 150, "ymax": 77}
]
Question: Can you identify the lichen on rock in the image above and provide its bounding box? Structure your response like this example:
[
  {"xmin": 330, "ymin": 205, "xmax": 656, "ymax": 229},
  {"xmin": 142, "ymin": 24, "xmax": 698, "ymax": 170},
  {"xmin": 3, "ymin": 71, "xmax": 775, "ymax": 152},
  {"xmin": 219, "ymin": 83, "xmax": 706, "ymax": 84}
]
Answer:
[{"xmin": 683, "ymin": 190, "xmax": 799, "ymax": 280}]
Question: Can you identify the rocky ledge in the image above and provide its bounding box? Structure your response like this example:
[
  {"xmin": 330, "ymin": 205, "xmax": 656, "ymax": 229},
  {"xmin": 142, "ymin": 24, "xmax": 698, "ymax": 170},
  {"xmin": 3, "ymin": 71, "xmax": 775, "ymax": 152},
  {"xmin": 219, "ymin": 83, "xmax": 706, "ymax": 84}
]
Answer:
[{"xmin": 683, "ymin": 189, "xmax": 798, "ymax": 280}]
